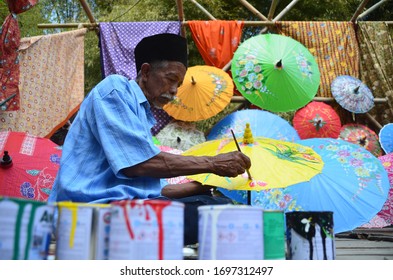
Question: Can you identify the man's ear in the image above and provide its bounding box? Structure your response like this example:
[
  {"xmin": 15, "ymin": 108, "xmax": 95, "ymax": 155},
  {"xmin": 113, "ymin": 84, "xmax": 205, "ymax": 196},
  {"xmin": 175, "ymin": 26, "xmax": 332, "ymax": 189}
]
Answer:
[{"xmin": 140, "ymin": 63, "xmax": 151, "ymax": 79}]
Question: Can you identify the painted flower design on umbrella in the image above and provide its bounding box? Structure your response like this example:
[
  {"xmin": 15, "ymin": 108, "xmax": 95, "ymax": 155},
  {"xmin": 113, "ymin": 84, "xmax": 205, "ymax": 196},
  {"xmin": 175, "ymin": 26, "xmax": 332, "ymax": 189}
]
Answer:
[
  {"xmin": 252, "ymin": 188, "xmax": 303, "ymax": 211},
  {"xmin": 294, "ymin": 51, "xmax": 314, "ymax": 79},
  {"xmin": 19, "ymin": 151, "xmax": 61, "ymax": 200},
  {"xmin": 233, "ymin": 52, "xmax": 270, "ymax": 96},
  {"xmin": 316, "ymin": 141, "xmax": 385, "ymax": 199}
]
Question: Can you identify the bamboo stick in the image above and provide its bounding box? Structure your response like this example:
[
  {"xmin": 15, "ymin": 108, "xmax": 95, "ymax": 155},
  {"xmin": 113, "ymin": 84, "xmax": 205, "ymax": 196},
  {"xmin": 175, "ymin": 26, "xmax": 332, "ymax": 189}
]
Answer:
[
  {"xmin": 78, "ymin": 0, "xmax": 97, "ymax": 24},
  {"xmin": 176, "ymin": 0, "xmax": 187, "ymax": 37},
  {"xmin": 365, "ymin": 112, "xmax": 383, "ymax": 129},
  {"xmin": 267, "ymin": 0, "xmax": 280, "ymax": 20},
  {"xmin": 37, "ymin": 23, "xmax": 98, "ymax": 28},
  {"xmin": 272, "ymin": 0, "xmax": 300, "ymax": 21},
  {"xmin": 351, "ymin": 0, "xmax": 371, "ymax": 23},
  {"xmin": 231, "ymin": 96, "xmax": 389, "ymax": 104},
  {"xmin": 238, "ymin": 0, "xmax": 269, "ymax": 21},
  {"xmin": 189, "ymin": 0, "xmax": 216, "ymax": 20},
  {"xmin": 358, "ymin": 0, "xmax": 389, "ymax": 20},
  {"xmin": 259, "ymin": 0, "xmax": 300, "ymax": 34},
  {"xmin": 37, "ymin": 21, "xmax": 276, "ymax": 29}
]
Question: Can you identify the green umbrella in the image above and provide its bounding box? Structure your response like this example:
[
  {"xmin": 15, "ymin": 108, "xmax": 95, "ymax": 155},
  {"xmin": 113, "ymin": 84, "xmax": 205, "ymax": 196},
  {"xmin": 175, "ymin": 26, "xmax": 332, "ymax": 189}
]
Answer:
[{"xmin": 231, "ymin": 34, "xmax": 320, "ymax": 112}]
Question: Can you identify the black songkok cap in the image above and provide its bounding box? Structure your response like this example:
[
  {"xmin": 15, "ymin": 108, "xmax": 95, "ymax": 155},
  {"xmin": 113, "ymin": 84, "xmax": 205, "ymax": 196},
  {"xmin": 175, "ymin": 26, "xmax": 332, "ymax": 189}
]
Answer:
[{"xmin": 134, "ymin": 33, "xmax": 188, "ymax": 73}]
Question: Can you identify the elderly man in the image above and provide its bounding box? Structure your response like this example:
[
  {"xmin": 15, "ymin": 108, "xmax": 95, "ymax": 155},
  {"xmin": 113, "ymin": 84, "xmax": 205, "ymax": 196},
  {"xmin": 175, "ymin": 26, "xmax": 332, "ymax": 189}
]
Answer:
[{"xmin": 48, "ymin": 33, "xmax": 251, "ymax": 245}]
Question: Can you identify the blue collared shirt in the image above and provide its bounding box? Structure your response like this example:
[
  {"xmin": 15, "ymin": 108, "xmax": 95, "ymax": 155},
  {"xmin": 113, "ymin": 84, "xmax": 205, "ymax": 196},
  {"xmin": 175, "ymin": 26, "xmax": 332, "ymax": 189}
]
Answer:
[{"xmin": 48, "ymin": 75, "xmax": 165, "ymax": 204}]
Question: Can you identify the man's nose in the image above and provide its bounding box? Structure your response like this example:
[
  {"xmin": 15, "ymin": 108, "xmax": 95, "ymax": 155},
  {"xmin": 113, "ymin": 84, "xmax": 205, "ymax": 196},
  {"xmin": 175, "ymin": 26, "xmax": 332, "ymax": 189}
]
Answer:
[{"xmin": 169, "ymin": 84, "xmax": 178, "ymax": 95}]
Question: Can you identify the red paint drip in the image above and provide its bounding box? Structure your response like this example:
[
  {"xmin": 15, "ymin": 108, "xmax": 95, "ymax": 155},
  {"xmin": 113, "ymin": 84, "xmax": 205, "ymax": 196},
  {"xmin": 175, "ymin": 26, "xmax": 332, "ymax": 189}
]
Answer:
[
  {"xmin": 121, "ymin": 202, "xmax": 134, "ymax": 240},
  {"xmin": 144, "ymin": 200, "xmax": 171, "ymax": 260},
  {"xmin": 116, "ymin": 200, "xmax": 172, "ymax": 260}
]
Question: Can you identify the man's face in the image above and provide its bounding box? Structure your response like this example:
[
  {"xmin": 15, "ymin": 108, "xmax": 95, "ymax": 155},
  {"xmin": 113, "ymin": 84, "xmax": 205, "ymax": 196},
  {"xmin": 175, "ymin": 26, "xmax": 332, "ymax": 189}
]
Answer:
[{"xmin": 141, "ymin": 61, "xmax": 187, "ymax": 109}]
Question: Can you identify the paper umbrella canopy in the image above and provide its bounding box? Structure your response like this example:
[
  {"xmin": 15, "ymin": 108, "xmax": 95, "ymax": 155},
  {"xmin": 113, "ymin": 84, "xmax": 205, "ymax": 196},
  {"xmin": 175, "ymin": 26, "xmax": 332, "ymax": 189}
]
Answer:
[
  {"xmin": 182, "ymin": 130, "xmax": 324, "ymax": 191},
  {"xmin": 231, "ymin": 33, "xmax": 320, "ymax": 112}
]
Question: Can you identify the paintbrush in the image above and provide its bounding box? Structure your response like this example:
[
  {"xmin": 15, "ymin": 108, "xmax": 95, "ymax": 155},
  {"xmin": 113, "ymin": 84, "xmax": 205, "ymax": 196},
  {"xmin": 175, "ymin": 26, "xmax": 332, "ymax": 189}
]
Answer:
[{"xmin": 230, "ymin": 129, "xmax": 252, "ymax": 180}]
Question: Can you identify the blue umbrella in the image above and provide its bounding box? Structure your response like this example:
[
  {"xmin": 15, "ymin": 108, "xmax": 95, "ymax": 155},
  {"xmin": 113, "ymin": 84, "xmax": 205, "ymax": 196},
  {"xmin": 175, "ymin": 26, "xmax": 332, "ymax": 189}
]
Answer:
[
  {"xmin": 207, "ymin": 109, "xmax": 300, "ymax": 142},
  {"xmin": 379, "ymin": 123, "xmax": 393, "ymax": 154},
  {"xmin": 209, "ymin": 109, "xmax": 300, "ymax": 204},
  {"xmin": 251, "ymin": 138, "xmax": 390, "ymax": 233}
]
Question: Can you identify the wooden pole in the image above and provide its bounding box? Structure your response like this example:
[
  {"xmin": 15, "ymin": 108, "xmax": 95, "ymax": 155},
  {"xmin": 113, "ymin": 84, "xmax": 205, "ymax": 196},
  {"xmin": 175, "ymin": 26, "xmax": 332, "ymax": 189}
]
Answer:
[
  {"xmin": 357, "ymin": 0, "xmax": 388, "ymax": 20},
  {"xmin": 231, "ymin": 96, "xmax": 389, "ymax": 104},
  {"xmin": 78, "ymin": 0, "xmax": 97, "ymax": 24},
  {"xmin": 351, "ymin": 0, "xmax": 371, "ymax": 23},
  {"xmin": 259, "ymin": 0, "xmax": 300, "ymax": 34},
  {"xmin": 175, "ymin": 0, "xmax": 187, "ymax": 37},
  {"xmin": 37, "ymin": 23, "xmax": 98, "ymax": 28},
  {"xmin": 272, "ymin": 0, "xmax": 300, "ymax": 21},
  {"xmin": 238, "ymin": 0, "xmax": 269, "ymax": 21},
  {"xmin": 189, "ymin": 0, "xmax": 216, "ymax": 20},
  {"xmin": 267, "ymin": 0, "xmax": 280, "ymax": 20},
  {"xmin": 365, "ymin": 113, "xmax": 383, "ymax": 129},
  {"xmin": 37, "ymin": 21, "xmax": 276, "ymax": 29}
]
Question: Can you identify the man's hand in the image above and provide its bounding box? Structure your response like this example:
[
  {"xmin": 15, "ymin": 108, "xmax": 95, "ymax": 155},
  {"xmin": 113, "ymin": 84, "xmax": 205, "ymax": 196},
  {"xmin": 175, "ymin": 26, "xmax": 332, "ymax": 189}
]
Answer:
[{"xmin": 210, "ymin": 151, "xmax": 251, "ymax": 177}]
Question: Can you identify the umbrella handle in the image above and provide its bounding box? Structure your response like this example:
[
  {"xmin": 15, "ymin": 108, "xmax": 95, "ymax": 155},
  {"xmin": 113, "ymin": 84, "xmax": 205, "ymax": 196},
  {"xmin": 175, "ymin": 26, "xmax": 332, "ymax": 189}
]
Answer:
[{"xmin": 1, "ymin": 151, "xmax": 13, "ymax": 169}]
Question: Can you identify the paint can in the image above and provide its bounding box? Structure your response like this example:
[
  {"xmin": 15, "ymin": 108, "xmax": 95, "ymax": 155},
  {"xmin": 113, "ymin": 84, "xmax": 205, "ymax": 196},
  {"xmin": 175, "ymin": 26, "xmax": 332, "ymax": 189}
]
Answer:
[
  {"xmin": 0, "ymin": 197, "xmax": 55, "ymax": 260},
  {"xmin": 285, "ymin": 211, "xmax": 335, "ymax": 260},
  {"xmin": 108, "ymin": 199, "xmax": 184, "ymax": 260},
  {"xmin": 198, "ymin": 205, "xmax": 264, "ymax": 260},
  {"xmin": 263, "ymin": 210, "xmax": 286, "ymax": 260},
  {"xmin": 55, "ymin": 202, "xmax": 111, "ymax": 260}
]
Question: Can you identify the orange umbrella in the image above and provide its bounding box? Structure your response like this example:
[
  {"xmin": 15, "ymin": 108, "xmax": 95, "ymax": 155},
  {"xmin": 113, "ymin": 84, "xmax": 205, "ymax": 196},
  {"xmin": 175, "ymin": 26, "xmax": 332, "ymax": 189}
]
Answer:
[
  {"xmin": 293, "ymin": 101, "xmax": 342, "ymax": 139},
  {"xmin": 163, "ymin": 65, "xmax": 234, "ymax": 121}
]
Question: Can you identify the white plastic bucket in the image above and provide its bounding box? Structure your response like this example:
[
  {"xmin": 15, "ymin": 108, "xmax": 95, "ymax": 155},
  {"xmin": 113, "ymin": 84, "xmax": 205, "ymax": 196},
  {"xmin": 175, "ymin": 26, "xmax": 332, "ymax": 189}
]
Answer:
[
  {"xmin": 55, "ymin": 202, "xmax": 111, "ymax": 260},
  {"xmin": 108, "ymin": 199, "xmax": 184, "ymax": 260},
  {"xmin": 286, "ymin": 211, "xmax": 335, "ymax": 260},
  {"xmin": 198, "ymin": 204, "xmax": 264, "ymax": 260},
  {"xmin": 0, "ymin": 197, "xmax": 55, "ymax": 260}
]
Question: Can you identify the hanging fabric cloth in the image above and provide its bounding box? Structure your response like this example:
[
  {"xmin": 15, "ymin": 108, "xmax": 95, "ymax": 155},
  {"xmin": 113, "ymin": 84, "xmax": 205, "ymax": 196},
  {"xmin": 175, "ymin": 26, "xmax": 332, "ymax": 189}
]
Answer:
[
  {"xmin": 0, "ymin": 0, "xmax": 39, "ymax": 111},
  {"xmin": 187, "ymin": 20, "xmax": 244, "ymax": 69},
  {"xmin": 0, "ymin": 29, "xmax": 87, "ymax": 138},
  {"xmin": 99, "ymin": 22, "xmax": 182, "ymax": 80}
]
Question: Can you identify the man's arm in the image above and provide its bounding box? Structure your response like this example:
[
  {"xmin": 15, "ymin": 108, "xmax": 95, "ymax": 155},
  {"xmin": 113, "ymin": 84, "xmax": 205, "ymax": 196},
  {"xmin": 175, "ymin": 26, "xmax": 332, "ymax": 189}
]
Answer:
[
  {"xmin": 121, "ymin": 151, "xmax": 251, "ymax": 179},
  {"xmin": 161, "ymin": 181, "xmax": 212, "ymax": 198}
]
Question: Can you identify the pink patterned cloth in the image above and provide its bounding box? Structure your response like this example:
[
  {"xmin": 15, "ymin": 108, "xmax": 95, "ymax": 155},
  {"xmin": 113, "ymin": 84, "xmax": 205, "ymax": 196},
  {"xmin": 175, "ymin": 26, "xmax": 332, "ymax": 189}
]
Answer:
[{"xmin": 0, "ymin": 29, "xmax": 87, "ymax": 137}]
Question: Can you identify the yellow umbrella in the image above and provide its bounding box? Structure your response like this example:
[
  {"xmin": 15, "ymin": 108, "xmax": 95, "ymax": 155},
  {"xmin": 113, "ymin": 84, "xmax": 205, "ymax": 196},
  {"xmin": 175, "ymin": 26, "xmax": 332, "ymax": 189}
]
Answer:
[
  {"xmin": 183, "ymin": 125, "xmax": 324, "ymax": 191},
  {"xmin": 163, "ymin": 65, "xmax": 234, "ymax": 121}
]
